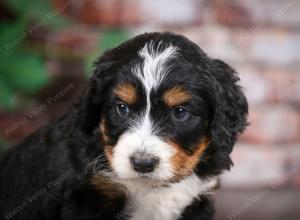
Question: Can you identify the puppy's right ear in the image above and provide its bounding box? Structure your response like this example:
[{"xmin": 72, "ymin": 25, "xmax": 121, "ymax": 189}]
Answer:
[
  {"xmin": 76, "ymin": 59, "xmax": 115, "ymax": 135},
  {"xmin": 72, "ymin": 40, "xmax": 130, "ymax": 135}
]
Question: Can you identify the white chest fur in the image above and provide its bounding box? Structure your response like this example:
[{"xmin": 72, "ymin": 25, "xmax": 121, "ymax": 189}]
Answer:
[{"xmin": 119, "ymin": 175, "xmax": 217, "ymax": 220}]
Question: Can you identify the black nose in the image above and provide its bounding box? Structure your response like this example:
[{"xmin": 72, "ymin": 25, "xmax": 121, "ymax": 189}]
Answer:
[{"xmin": 130, "ymin": 155, "xmax": 159, "ymax": 173}]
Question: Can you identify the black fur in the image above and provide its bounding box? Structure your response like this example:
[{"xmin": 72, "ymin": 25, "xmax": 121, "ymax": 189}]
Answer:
[{"xmin": 0, "ymin": 32, "xmax": 248, "ymax": 220}]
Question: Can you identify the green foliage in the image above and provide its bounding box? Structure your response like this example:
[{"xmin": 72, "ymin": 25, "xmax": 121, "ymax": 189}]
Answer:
[
  {"xmin": 100, "ymin": 29, "xmax": 129, "ymax": 51},
  {"xmin": 6, "ymin": 0, "xmax": 52, "ymax": 19},
  {"xmin": 85, "ymin": 29, "xmax": 130, "ymax": 76},
  {"xmin": 0, "ymin": 136, "xmax": 8, "ymax": 153},
  {"xmin": 0, "ymin": 54, "xmax": 48, "ymax": 93},
  {"xmin": 0, "ymin": 22, "xmax": 26, "ymax": 49},
  {"xmin": 0, "ymin": 48, "xmax": 48, "ymax": 110},
  {"xmin": 0, "ymin": 80, "xmax": 15, "ymax": 110},
  {"xmin": 5, "ymin": 0, "xmax": 70, "ymax": 28},
  {"xmin": 0, "ymin": 0, "xmax": 71, "ymax": 110}
]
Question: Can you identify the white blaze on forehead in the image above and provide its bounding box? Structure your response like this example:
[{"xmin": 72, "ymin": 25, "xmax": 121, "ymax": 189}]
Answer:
[
  {"xmin": 136, "ymin": 41, "xmax": 177, "ymax": 93},
  {"xmin": 130, "ymin": 42, "xmax": 177, "ymax": 155},
  {"xmin": 132, "ymin": 41, "xmax": 177, "ymax": 133},
  {"xmin": 111, "ymin": 42, "xmax": 178, "ymax": 180}
]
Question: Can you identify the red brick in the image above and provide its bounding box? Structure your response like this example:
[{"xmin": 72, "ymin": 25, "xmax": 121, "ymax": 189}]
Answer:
[
  {"xmin": 120, "ymin": 0, "xmax": 141, "ymax": 26},
  {"xmin": 43, "ymin": 28, "xmax": 99, "ymax": 59},
  {"xmin": 0, "ymin": 112, "xmax": 48, "ymax": 142},
  {"xmin": 241, "ymin": 106, "xmax": 300, "ymax": 144},
  {"xmin": 238, "ymin": 66, "xmax": 273, "ymax": 106},
  {"xmin": 81, "ymin": 0, "xmax": 120, "ymax": 25},
  {"xmin": 221, "ymin": 144, "xmax": 300, "ymax": 189},
  {"xmin": 266, "ymin": 0, "xmax": 300, "ymax": 28},
  {"xmin": 213, "ymin": 0, "xmax": 253, "ymax": 27},
  {"xmin": 139, "ymin": 0, "xmax": 203, "ymax": 26},
  {"xmin": 176, "ymin": 26, "xmax": 245, "ymax": 63},
  {"xmin": 248, "ymin": 30, "xmax": 300, "ymax": 66},
  {"xmin": 52, "ymin": 0, "xmax": 73, "ymax": 15},
  {"xmin": 265, "ymin": 70, "xmax": 300, "ymax": 106},
  {"xmin": 293, "ymin": 174, "xmax": 300, "ymax": 188},
  {"xmin": 213, "ymin": 0, "xmax": 300, "ymax": 28},
  {"xmin": 175, "ymin": 26, "xmax": 300, "ymax": 67},
  {"xmin": 237, "ymin": 66, "xmax": 300, "ymax": 106},
  {"xmin": 216, "ymin": 190, "xmax": 300, "ymax": 220}
]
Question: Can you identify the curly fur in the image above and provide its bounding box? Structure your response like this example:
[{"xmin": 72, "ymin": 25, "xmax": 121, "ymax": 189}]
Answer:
[{"xmin": 0, "ymin": 32, "xmax": 248, "ymax": 220}]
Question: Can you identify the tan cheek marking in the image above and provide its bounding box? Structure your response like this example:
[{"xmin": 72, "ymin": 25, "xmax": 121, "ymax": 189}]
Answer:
[
  {"xmin": 114, "ymin": 83, "xmax": 137, "ymax": 105},
  {"xmin": 104, "ymin": 146, "xmax": 113, "ymax": 165},
  {"xmin": 99, "ymin": 118, "xmax": 111, "ymax": 144},
  {"xmin": 91, "ymin": 175, "xmax": 127, "ymax": 200},
  {"xmin": 163, "ymin": 86, "xmax": 192, "ymax": 107},
  {"xmin": 169, "ymin": 138, "xmax": 210, "ymax": 181},
  {"xmin": 99, "ymin": 119, "xmax": 113, "ymax": 166}
]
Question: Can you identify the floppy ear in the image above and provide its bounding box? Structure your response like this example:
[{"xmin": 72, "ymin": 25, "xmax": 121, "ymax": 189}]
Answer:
[
  {"xmin": 73, "ymin": 39, "xmax": 134, "ymax": 136},
  {"xmin": 75, "ymin": 59, "xmax": 115, "ymax": 135},
  {"xmin": 210, "ymin": 59, "xmax": 248, "ymax": 155}
]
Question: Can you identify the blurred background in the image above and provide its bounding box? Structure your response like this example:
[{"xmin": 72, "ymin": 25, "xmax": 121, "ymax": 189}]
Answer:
[{"xmin": 0, "ymin": 0, "xmax": 299, "ymax": 219}]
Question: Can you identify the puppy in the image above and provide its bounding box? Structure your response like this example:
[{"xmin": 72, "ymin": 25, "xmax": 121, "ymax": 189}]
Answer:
[{"xmin": 0, "ymin": 32, "xmax": 248, "ymax": 220}]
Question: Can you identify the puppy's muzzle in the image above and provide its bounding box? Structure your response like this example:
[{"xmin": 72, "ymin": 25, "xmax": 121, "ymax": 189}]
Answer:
[{"xmin": 130, "ymin": 153, "xmax": 159, "ymax": 173}]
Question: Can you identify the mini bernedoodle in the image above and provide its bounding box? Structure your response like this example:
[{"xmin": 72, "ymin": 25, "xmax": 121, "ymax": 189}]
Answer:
[{"xmin": 0, "ymin": 32, "xmax": 248, "ymax": 220}]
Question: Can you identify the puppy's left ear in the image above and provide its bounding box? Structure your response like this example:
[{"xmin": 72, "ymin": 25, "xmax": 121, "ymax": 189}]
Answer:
[{"xmin": 210, "ymin": 59, "xmax": 248, "ymax": 155}]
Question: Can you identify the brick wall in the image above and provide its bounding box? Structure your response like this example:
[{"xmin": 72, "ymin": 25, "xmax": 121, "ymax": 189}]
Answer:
[
  {"xmin": 2, "ymin": 0, "xmax": 299, "ymax": 189},
  {"xmin": 1, "ymin": 0, "xmax": 299, "ymax": 219}
]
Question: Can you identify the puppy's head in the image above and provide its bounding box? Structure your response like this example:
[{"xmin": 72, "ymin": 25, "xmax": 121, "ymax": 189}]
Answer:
[{"xmin": 81, "ymin": 32, "xmax": 248, "ymax": 184}]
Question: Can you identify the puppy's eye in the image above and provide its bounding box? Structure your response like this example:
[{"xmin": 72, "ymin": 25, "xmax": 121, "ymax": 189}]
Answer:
[
  {"xmin": 117, "ymin": 103, "xmax": 130, "ymax": 117},
  {"xmin": 172, "ymin": 107, "xmax": 190, "ymax": 121}
]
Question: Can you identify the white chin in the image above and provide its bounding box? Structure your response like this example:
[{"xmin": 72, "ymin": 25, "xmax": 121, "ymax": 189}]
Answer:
[
  {"xmin": 116, "ymin": 175, "xmax": 169, "ymax": 188},
  {"xmin": 111, "ymin": 132, "xmax": 175, "ymax": 182}
]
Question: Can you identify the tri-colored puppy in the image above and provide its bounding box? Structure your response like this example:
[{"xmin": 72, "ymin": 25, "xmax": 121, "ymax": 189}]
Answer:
[{"xmin": 0, "ymin": 32, "xmax": 248, "ymax": 220}]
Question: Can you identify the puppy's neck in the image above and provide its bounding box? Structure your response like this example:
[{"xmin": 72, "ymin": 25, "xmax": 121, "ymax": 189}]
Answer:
[{"xmin": 117, "ymin": 174, "xmax": 218, "ymax": 220}]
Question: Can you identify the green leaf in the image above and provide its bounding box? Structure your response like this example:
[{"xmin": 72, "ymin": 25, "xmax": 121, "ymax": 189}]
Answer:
[
  {"xmin": 0, "ymin": 53, "xmax": 48, "ymax": 94},
  {"xmin": 100, "ymin": 29, "xmax": 129, "ymax": 51},
  {"xmin": 0, "ymin": 136, "xmax": 8, "ymax": 153},
  {"xmin": 4, "ymin": 0, "xmax": 70, "ymax": 30},
  {"xmin": 0, "ymin": 22, "xmax": 27, "ymax": 53},
  {"xmin": 85, "ymin": 29, "xmax": 129, "ymax": 76},
  {"xmin": 0, "ymin": 79, "xmax": 15, "ymax": 110},
  {"xmin": 6, "ymin": 0, "xmax": 52, "ymax": 19}
]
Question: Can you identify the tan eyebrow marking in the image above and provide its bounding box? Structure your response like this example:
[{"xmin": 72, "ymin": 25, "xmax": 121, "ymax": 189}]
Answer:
[
  {"xmin": 163, "ymin": 86, "xmax": 192, "ymax": 107},
  {"xmin": 114, "ymin": 83, "xmax": 137, "ymax": 104}
]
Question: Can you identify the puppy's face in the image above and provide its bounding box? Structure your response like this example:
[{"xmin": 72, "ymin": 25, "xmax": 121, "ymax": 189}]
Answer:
[
  {"xmin": 99, "ymin": 43, "xmax": 211, "ymax": 183},
  {"xmin": 87, "ymin": 33, "xmax": 248, "ymax": 184}
]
